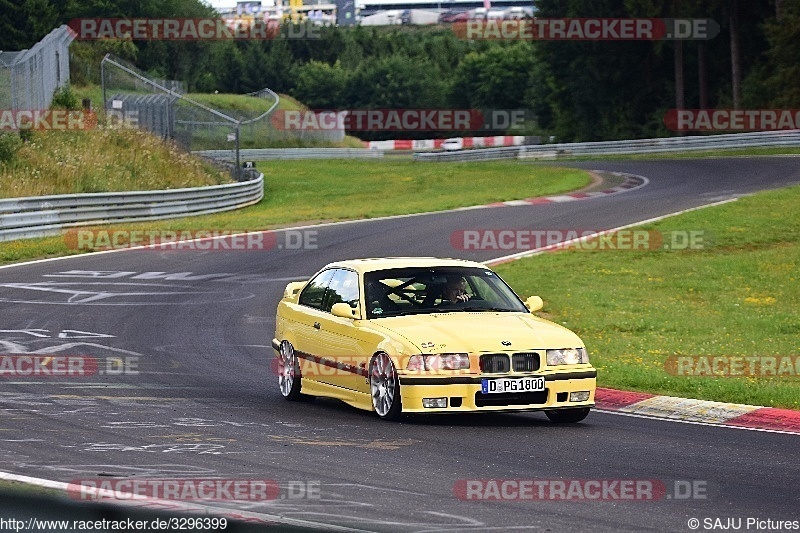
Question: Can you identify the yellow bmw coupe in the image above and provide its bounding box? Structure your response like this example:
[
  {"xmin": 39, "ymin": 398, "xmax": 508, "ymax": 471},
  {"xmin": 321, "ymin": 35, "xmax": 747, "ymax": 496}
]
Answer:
[{"xmin": 272, "ymin": 258, "xmax": 596, "ymax": 422}]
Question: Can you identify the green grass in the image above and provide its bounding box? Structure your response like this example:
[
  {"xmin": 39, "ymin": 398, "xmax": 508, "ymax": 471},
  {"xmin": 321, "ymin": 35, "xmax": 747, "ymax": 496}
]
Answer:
[
  {"xmin": 72, "ymin": 84, "xmax": 365, "ymax": 149},
  {"xmin": 0, "ymin": 129, "xmax": 230, "ymax": 198},
  {"xmin": 0, "ymin": 160, "xmax": 589, "ymax": 264},
  {"xmin": 494, "ymin": 184, "xmax": 800, "ymax": 409},
  {"xmin": 173, "ymin": 90, "xmax": 367, "ymax": 149}
]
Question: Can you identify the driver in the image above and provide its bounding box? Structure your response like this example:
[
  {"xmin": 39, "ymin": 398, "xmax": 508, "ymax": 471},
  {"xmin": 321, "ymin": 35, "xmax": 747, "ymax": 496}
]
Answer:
[{"xmin": 439, "ymin": 276, "xmax": 470, "ymax": 305}]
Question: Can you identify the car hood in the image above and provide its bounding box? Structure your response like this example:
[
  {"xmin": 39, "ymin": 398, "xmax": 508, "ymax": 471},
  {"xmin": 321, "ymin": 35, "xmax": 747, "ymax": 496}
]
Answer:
[{"xmin": 369, "ymin": 312, "xmax": 583, "ymax": 353}]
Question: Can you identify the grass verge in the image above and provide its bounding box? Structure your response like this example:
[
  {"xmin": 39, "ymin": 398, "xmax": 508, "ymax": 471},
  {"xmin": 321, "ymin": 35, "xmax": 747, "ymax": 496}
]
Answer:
[
  {"xmin": 0, "ymin": 160, "xmax": 590, "ymax": 265},
  {"xmin": 72, "ymin": 84, "xmax": 366, "ymax": 149},
  {"xmin": 494, "ymin": 184, "xmax": 800, "ymax": 409},
  {"xmin": 0, "ymin": 129, "xmax": 230, "ymax": 198}
]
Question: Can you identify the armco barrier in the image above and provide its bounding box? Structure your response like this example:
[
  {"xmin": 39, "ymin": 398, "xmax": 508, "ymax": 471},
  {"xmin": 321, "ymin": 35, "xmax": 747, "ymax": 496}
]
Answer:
[
  {"xmin": 368, "ymin": 136, "xmax": 526, "ymax": 151},
  {"xmin": 413, "ymin": 131, "xmax": 800, "ymax": 162},
  {"xmin": 0, "ymin": 173, "xmax": 264, "ymax": 242},
  {"xmin": 195, "ymin": 148, "xmax": 383, "ymax": 161}
]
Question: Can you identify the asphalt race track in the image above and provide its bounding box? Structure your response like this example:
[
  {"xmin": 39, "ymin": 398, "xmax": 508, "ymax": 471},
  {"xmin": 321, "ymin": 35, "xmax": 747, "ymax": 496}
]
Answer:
[{"xmin": 0, "ymin": 157, "xmax": 799, "ymax": 532}]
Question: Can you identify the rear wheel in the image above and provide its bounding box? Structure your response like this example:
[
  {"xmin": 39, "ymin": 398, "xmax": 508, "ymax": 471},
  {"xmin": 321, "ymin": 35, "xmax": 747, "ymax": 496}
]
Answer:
[
  {"xmin": 278, "ymin": 341, "xmax": 311, "ymax": 401},
  {"xmin": 545, "ymin": 407, "xmax": 590, "ymax": 423},
  {"xmin": 370, "ymin": 353, "xmax": 402, "ymax": 420}
]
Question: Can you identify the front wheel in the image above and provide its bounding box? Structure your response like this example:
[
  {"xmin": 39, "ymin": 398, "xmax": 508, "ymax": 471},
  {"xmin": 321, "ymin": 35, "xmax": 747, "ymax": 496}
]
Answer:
[
  {"xmin": 545, "ymin": 407, "xmax": 590, "ymax": 424},
  {"xmin": 277, "ymin": 341, "xmax": 312, "ymax": 401},
  {"xmin": 370, "ymin": 353, "xmax": 402, "ymax": 421}
]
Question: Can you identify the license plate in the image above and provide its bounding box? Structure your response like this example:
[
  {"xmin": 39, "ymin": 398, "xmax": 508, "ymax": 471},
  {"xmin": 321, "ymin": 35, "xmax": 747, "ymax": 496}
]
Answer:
[{"xmin": 481, "ymin": 376, "xmax": 545, "ymax": 394}]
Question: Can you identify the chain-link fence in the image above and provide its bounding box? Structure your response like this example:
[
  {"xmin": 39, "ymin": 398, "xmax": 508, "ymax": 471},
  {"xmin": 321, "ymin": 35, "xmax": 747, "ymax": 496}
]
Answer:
[
  {"xmin": 100, "ymin": 54, "xmax": 345, "ymax": 172},
  {"xmin": 0, "ymin": 25, "xmax": 74, "ymax": 110}
]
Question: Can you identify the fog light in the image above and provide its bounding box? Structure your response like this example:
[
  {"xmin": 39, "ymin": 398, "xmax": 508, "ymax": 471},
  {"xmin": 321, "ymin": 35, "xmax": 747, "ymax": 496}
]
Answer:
[
  {"xmin": 570, "ymin": 391, "xmax": 590, "ymax": 402},
  {"xmin": 423, "ymin": 398, "xmax": 448, "ymax": 408}
]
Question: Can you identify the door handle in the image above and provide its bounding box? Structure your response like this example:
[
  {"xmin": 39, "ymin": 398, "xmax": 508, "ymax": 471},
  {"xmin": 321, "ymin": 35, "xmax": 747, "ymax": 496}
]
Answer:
[{"xmin": 313, "ymin": 322, "xmax": 321, "ymax": 330}]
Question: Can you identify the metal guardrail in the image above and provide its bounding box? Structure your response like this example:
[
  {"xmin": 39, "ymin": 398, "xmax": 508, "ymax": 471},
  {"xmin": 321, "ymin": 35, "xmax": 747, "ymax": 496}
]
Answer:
[
  {"xmin": 0, "ymin": 174, "xmax": 264, "ymax": 242},
  {"xmin": 195, "ymin": 148, "xmax": 383, "ymax": 161},
  {"xmin": 413, "ymin": 131, "xmax": 800, "ymax": 162}
]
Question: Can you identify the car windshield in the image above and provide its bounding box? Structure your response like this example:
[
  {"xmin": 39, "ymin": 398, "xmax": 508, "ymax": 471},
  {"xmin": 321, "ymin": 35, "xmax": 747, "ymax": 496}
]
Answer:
[{"xmin": 363, "ymin": 266, "xmax": 528, "ymax": 319}]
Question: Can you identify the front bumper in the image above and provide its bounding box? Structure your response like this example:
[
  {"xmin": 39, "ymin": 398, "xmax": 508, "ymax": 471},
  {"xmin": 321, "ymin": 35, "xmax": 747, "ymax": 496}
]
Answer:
[{"xmin": 398, "ymin": 371, "xmax": 596, "ymax": 413}]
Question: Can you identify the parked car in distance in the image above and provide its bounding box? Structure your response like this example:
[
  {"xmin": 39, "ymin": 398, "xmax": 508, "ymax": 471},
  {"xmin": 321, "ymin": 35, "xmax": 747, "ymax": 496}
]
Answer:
[
  {"xmin": 486, "ymin": 7, "xmax": 507, "ymax": 19},
  {"xmin": 441, "ymin": 138, "xmax": 464, "ymax": 151}
]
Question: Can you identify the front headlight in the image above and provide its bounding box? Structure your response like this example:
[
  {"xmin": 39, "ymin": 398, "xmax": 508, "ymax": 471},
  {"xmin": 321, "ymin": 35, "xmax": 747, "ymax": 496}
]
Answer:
[
  {"xmin": 546, "ymin": 348, "xmax": 589, "ymax": 366},
  {"xmin": 407, "ymin": 353, "xmax": 470, "ymax": 371}
]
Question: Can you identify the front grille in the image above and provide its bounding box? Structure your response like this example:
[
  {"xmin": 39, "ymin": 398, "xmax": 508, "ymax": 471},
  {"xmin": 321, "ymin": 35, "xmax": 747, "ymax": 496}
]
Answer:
[
  {"xmin": 475, "ymin": 390, "xmax": 548, "ymax": 407},
  {"xmin": 479, "ymin": 354, "xmax": 510, "ymax": 373},
  {"xmin": 512, "ymin": 352, "xmax": 540, "ymax": 372},
  {"xmin": 480, "ymin": 352, "xmax": 541, "ymax": 373}
]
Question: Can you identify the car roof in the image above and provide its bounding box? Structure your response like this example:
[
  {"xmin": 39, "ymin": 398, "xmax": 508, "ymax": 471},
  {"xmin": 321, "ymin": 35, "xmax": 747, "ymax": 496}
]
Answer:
[{"xmin": 322, "ymin": 257, "xmax": 489, "ymax": 275}]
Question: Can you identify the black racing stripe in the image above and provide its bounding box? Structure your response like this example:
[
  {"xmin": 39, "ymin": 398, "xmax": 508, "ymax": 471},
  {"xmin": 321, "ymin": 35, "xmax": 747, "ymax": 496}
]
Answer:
[
  {"xmin": 294, "ymin": 349, "xmax": 370, "ymax": 378},
  {"xmin": 400, "ymin": 370, "xmax": 597, "ymax": 386},
  {"xmin": 544, "ymin": 371, "xmax": 597, "ymax": 381}
]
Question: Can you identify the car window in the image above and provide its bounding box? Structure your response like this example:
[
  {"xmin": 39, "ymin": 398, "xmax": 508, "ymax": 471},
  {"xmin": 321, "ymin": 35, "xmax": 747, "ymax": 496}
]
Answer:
[
  {"xmin": 323, "ymin": 269, "xmax": 360, "ymax": 312},
  {"xmin": 364, "ymin": 267, "xmax": 527, "ymax": 318},
  {"xmin": 298, "ymin": 269, "xmax": 335, "ymax": 310},
  {"xmin": 471, "ymin": 276, "xmax": 503, "ymax": 306}
]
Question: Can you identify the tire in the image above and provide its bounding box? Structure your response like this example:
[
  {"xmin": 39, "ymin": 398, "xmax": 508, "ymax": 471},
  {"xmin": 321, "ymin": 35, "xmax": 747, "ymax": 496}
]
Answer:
[
  {"xmin": 277, "ymin": 341, "xmax": 313, "ymax": 401},
  {"xmin": 545, "ymin": 407, "xmax": 590, "ymax": 424},
  {"xmin": 370, "ymin": 353, "xmax": 402, "ymax": 420}
]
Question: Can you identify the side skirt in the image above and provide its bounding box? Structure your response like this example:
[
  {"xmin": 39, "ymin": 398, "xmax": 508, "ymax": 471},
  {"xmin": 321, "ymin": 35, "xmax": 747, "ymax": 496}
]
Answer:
[{"xmin": 300, "ymin": 379, "xmax": 373, "ymax": 412}]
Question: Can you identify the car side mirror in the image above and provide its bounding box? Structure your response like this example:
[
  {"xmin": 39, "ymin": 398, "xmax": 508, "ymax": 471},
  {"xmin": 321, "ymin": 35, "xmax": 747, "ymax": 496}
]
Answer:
[
  {"xmin": 331, "ymin": 302, "xmax": 359, "ymax": 319},
  {"xmin": 284, "ymin": 281, "xmax": 306, "ymax": 300},
  {"xmin": 525, "ymin": 296, "xmax": 544, "ymax": 313}
]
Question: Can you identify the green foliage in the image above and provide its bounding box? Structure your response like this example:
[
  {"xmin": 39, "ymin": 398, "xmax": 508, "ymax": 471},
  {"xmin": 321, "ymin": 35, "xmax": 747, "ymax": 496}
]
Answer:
[
  {"xmin": 293, "ymin": 61, "xmax": 349, "ymax": 109},
  {"xmin": 18, "ymin": 128, "xmax": 34, "ymax": 144},
  {"xmin": 449, "ymin": 43, "xmax": 536, "ymax": 109},
  {"xmin": 6, "ymin": 0, "xmax": 797, "ymax": 141},
  {"xmin": 0, "ymin": 133, "xmax": 23, "ymax": 163},
  {"xmin": 744, "ymin": 2, "xmax": 800, "ymax": 107},
  {"xmin": 50, "ymin": 86, "xmax": 79, "ymax": 110},
  {"xmin": 495, "ymin": 182, "xmax": 800, "ymax": 409},
  {"xmin": 0, "ymin": 0, "xmax": 33, "ymax": 49}
]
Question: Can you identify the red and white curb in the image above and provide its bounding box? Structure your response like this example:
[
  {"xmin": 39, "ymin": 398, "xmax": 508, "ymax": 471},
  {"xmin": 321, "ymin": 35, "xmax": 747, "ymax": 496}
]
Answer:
[
  {"xmin": 470, "ymin": 171, "xmax": 648, "ymax": 209},
  {"xmin": 367, "ymin": 135, "xmax": 525, "ymax": 151},
  {"xmin": 596, "ymin": 388, "xmax": 800, "ymax": 434}
]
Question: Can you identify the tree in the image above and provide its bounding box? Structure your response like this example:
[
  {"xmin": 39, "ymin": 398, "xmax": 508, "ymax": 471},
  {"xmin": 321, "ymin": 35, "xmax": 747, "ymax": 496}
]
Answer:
[
  {"xmin": 342, "ymin": 54, "xmax": 445, "ymax": 109},
  {"xmin": 533, "ymin": 0, "xmax": 671, "ymax": 140},
  {"xmin": 293, "ymin": 61, "xmax": 348, "ymax": 109},
  {"xmin": 0, "ymin": 0, "xmax": 29, "ymax": 49},
  {"xmin": 448, "ymin": 43, "xmax": 536, "ymax": 110},
  {"xmin": 744, "ymin": 0, "xmax": 800, "ymax": 107}
]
